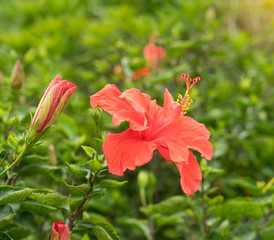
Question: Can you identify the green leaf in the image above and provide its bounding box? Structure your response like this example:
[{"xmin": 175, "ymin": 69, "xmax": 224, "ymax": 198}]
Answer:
[
  {"xmin": 17, "ymin": 164, "xmax": 63, "ymax": 176},
  {"xmin": 23, "ymin": 154, "xmax": 49, "ymax": 164},
  {"xmin": 260, "ymin": 226, "xmax": 274, "ymax": 240},
  {"xmin": 63, "ymin": 181, "xmax": 91, "ymax": 196},
  {"xmin": 144, "ymin": 196, "xmax": 190, "ymax": 215},
  {"xmin": 20, "ymin": 201, "xmax": 57, "ymax": 214},
  {"xmin": 117, "ymin": 218, "xmax": 151, "ymax": 240},
  {"xmin": 65, "ymin": 162, "xmax": 88, "ymax": 177},
  {"xmin": 0, "ymin": 231, "xmax": 13, "ymax": 240},
  {"xmin": 7, "ymin": 134, "xmax": 18, "ymax": 149},
  {"xmin": 83, "ymin": 212, "xmax": 119, "ymax": 240},
  {"xmin": 5, "ymin": 224, "xmax": 32, "ymax": 239},
  {"xmin": 82, "ymin": 145, "xmax": 96, "ymax": 158},
  {"xmin": 91, "ymin": 225, "xmax": 113, "ymax": 240},
  {"xmin": 155, "ymin": 214, "xmax": 185, "ymax": 227},
  {"xmin": 81, "ymin": 234, "xmax": 90, "ymax": 240},
  {"xmin": 95, "ymin": 223, "xmax": 120, "ymax": 240},
  {"xmin": 100, "ymin": 179, "xmax": 127, "ymax": 188},
  {"xmin": 0, "ymin": 204, "xmax": 15, "ymax": 229},
  {"xmin": 28, "ymin": 189, "xmax": 67, "ymax": 207},
  {"xmin": 90, "ymin": 188, "xmax": 106, "ymax": 199},
  {"xmin": 211, "ymin": 199, "xmax": 268, "ymax": 221},
  {"xmin": 87, "ymin": 159, "xmax": 104, "ymax": 171},
  {"xmin": 206, "ymin": 195, "xmax": 224, "ymax": 206},
  {"xmin": 0, "ymin": 186, "xmax": 32, "ymax": 205}
]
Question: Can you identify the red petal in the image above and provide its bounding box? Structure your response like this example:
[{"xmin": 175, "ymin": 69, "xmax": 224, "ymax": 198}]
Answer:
[
  {"xmin": 51, "ymin": 221, "xmax": 71, "ymax": 240},
  {"xmin": 120, "ymin": 88, "xmax": 151, "ymax": 113},
  {"xmin": 112, "ymin": 109, "xmax": 148, "ymax": 131},
  {"xmin": 90, "ymin": 84, "xmax": 132, "ymax": 116},
  {"xmin": 166, "ymin": 117, "xmax": 213, "ymax": 160},
  {"xmin": 162, "ymin": 89, "xmax": 181, "ymax": 121},
  {"xmin": 103, "ymin": 129, "xmax": 156, "ymax": 175},
  {"xmin": 155, "ymin": 137, "xmax": 189, "ymax": 163},
  {"xmin": 175, "ymin": 151, "xmax": 202, "ymax": 196}
]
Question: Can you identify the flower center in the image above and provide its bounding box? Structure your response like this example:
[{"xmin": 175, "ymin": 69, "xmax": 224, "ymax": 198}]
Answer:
[{"xmin": 177, "ymin": 73, "xmax": 200, "ymax": 116}]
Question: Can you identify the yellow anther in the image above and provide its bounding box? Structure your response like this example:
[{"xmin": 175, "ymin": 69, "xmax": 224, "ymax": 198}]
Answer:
[{"xmin": 181, "ymin": 94, "xmax": 193, "ymax": 114}]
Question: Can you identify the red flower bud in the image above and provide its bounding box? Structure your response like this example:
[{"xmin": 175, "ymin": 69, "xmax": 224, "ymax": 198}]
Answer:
[
  {"xmin": 31, "ymin": 76, "xmax": 76, "ymax": 133},
  {"xmin": 51, "ymin": 221, "xmax": 71, "ymax": 240}
]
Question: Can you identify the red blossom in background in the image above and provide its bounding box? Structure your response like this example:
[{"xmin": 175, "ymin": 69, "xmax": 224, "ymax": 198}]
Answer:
[
  {"xmin": 131, "ymin": 67, "xmax": 150, "ymax": 80},
  {"xmin": 50, "ymin": 221, "xmax": 71, "ymax": 240},
  {"xmin": 31, "ymin": 76, "xmax": 76, "ymax": 133},
  {"xmin": 143, "ymin": 42, "xmax": 165, "ymax": 70},
  {"xmin": 90, "ymin": 75, "xmax": 213, "ymax": 195}
]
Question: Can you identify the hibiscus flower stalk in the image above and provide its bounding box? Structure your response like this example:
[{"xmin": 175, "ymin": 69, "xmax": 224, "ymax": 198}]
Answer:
[
  {"xmin": 90, "ymin": 74, "xmax": 213, "ymax": 196},
  {"xmin": 68, "ymin": 110, "xmax": 102, "ymax": 230},
  {"xmin": 0, "ymin": 76, "xmax": 76, "ymax": 178}
]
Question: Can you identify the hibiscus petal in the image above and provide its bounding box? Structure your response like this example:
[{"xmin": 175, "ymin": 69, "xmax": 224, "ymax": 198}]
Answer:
[
  {"xmin": 90, "ymin": 84, "xmax": 132, "ymax": 116},
  {"xmin": 159, "ymin": 89, "xmax": 181, "ymax": 122},
  {"xmin": 120, "ymin": 88, "xmax": 151, "ymax": 113},
  {"xmin": 175, "ymin": 150, "xmax": 202, "ymax": 196},
  {"xmin": 155, "ymin": 137, "xmax": 189, "ymax": 163},
  {"xmin": 103, "ymin": 129, "xmax": 156, "ymax": 175},
  {"xmin": 166, "ymin": 117, "xmax": 213, "ymax": 160},
  {"xmin": 112, "ymin": 109, "xmax": 148, "ymax": 131}
]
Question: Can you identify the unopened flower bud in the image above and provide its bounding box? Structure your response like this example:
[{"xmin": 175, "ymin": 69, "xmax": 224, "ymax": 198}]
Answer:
[
  {"xmin": 137, "ymin": 170, "xmax": 149, "ymax": 188},
  {"xmin": 51, "ymin": 221, "xmax": 70, "ymax": 240},
  {"xmin": 26, "ymin": 76, "xmax": 76, "ymax": 146},
  {"xmin": 48, "ymin": 144, "xmax": 57, "ymax": 166},
  {"xmin": 11, "ymin": 60, "xmax": 24, "ymax": 90},
  {"xmin": 90, "ymin": 106, "xmax": 103, "ymax": 124}
]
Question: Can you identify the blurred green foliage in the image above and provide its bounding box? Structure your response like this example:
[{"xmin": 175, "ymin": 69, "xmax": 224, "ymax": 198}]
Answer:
[{"xmin": 0, "ymin": 0, "xmax": 274, "ymax": 239}]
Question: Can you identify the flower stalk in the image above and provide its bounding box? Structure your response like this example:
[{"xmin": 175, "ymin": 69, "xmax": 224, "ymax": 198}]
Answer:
[{"xmin": 0, "ymin": 144, "xmax": 28, "ymax": 177}]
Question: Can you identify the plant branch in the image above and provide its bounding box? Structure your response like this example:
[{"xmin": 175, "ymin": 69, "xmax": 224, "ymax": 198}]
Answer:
[
  {"xmin": 68, "ymin": 172, "xmax": 94, "ymax": 231},
  {"xmin": 253, "ymin": 208, "xmax": 273, "ymax": 240},
  {"xmin": 0, "ymin": 145, "xmax": 27, "ymax": 177},
  {"xmin": 0, "ymin": 152, "xmax": 9, "ymax": 167}
]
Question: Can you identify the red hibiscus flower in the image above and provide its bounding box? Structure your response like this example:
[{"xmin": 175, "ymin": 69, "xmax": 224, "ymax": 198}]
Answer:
[
  {"xmin": 90, "ymin": 74, "xmax": 213, "ymax": 195},
  {"xmin": 51, "ymin": 221, "xmax": 71, "ymax": 240},
  {"xmin": 143, "ymin": 43, "xmax": 165, "ymax": 70}
]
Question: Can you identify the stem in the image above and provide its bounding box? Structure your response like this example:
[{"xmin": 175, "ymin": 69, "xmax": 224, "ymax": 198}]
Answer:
[
  {"xmin": 140, "ymin": 187, "xmax": 154, "ymax": 240},
  {"xmin": 201, "ymin": 177, "xmax": 210, "ymax": 236},
  {"xmin": 0, "ymin": 152, "xmax": 9, "ymax": 167},
  {"xmin": 68, "ymin": 172, "xmax": 94, "ymax": 231},
  {"xmin": 0, "ymin": 144, "xmax": 28, "ymax": 177},
  {"xmin": 95, "ymin": 123, "xmax": 99, "ymax": 161},
  {"xmin": 253, "ymin": 208, "xmax": 273, "ymax": 240}
]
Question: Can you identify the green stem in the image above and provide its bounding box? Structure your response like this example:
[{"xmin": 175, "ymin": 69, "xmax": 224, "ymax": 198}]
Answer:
[
  {"xmin": 95, "ymin": 123, "xmax": 99, "ymax": 161},
  {"xmin": 140, "ymin": 187, "xmax": 147, "ymax": 207},
  {"xmin": 0, "ymin": 144, "xmax": 28, "ymax": 177}
]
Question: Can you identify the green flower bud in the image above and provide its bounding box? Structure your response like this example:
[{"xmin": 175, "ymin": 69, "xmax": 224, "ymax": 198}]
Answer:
[
  {"xmin": 137, "ymin": 170, "xmax": 149, "ymax": 188},
  {"xmin": 11, "ymin": 60, "xmax": 24, "ymax": 90},
  {"xmin": 90, "ymin": 106, "xmax": 103, "ymax": 124}
]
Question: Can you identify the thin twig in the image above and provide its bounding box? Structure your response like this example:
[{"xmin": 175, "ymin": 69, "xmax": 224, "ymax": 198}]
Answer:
[
  {"xmin": 68, "ymin": 173, "xmax": 94, "ymax": 231},
  {"xmin": 201, "ymin": 177, "xmax": 210, "ymax": 236},
  {"xmin": 253, "ymin": 208, "xmax": 273, "ymax": 240},
  {"xmin": 0, "ymin": 152, "xmax": 9, "ymax": 167}
]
